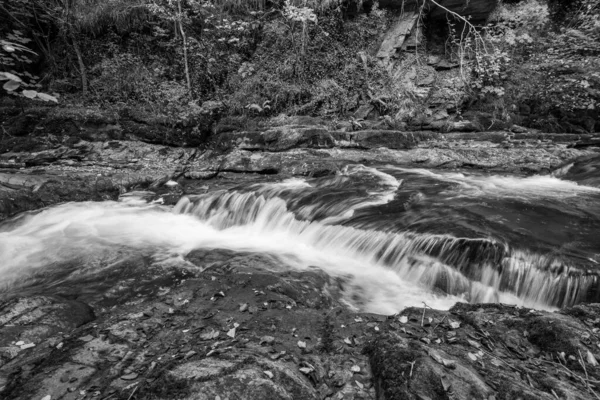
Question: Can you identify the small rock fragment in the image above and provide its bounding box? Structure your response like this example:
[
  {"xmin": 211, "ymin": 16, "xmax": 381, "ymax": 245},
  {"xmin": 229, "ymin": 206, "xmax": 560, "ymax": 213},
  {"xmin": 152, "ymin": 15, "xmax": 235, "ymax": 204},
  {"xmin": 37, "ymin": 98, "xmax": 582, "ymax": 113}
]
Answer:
[
  {"xmin": 399, "ymin": 316, "xmax": 408, "ymax": 324},
  {"xmin": 264, "ymin": 371, "xmax": 274, "ymax": 379},
  {"xmin": 351, "ymin": 365, "xmax": 361, "ymax": 373},
  {"xmin": 239, "ymin": 303, "xmax": 248, "ymax": 312},
  {"xmin": 297, "ymin": 340, "xmax": 307, "ymax": 349},
  {"xmin": 41, "ymin": 396, "xmax": 51, "ymax": 400},
  {"xmin": 20, "ymin": 343, "xmax": 35, "ymax": 350}
]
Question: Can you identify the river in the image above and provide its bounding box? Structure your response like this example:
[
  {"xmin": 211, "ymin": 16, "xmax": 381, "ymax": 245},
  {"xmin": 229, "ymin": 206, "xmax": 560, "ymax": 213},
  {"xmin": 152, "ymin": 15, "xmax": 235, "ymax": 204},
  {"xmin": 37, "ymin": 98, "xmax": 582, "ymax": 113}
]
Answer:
[{"xmin": 1, "ymin": 164, "xmax": 599, "ymax": 314}]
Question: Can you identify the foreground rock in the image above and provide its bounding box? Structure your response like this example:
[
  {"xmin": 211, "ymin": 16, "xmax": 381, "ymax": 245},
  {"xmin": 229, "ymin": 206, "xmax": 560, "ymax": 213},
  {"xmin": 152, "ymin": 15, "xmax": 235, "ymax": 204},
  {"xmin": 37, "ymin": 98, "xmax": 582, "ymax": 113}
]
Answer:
[{"xmin": 1, "ymin": 248, "xmax": 600, "ymax": 400}]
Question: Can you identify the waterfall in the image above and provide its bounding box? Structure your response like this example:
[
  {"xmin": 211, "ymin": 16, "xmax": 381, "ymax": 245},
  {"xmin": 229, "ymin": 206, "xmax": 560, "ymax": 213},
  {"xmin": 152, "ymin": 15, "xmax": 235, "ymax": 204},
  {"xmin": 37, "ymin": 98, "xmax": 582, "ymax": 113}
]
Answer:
[
  {"xmin": 2, "ymin": 164, "xmax": 599, "ymax": 313},
  {"xmin": 174, "ymin": 186, "xmax": 599, "ymax": 309}
]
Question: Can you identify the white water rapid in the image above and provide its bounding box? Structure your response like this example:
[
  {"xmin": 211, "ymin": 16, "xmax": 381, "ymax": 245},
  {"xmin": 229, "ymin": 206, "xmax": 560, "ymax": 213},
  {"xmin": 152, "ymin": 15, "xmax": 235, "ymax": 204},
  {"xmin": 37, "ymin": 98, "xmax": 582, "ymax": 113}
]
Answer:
[{"xmin": 1, "ymin": 165, "xmax": 599, "ymax": 314}]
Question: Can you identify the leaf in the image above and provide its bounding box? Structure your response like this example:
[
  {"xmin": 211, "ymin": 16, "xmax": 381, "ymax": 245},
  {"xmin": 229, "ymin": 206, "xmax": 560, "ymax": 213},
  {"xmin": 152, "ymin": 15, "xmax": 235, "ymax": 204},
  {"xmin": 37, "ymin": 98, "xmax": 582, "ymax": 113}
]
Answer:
[
  {"xmin": 3, "ymin": 80, "xmax": 20, "ymax": 92},
  {"xmin": 22, "ymin": 90, "xmax": 37, "ymax": 99},
  {"xmin": 36, "ymin": 92, "xmax": 58, "ymax": 103},
  {"xmin": 2, "ymin": 44, "xmax": 16, "ymax": 52},
  {"xmin": 587, "ymin": 350, "xmax": 599, "ymax": 367},
  {"xmin": 199, "ymin": 329, "xmax": 220, "ymax": 340},
  {"xmin": 0, "ymin": 72, "xmax": 22, "ymax": 82},
  {"xmin": 449, "ymin": 320, "xmax": 461, "ymax": 329}
]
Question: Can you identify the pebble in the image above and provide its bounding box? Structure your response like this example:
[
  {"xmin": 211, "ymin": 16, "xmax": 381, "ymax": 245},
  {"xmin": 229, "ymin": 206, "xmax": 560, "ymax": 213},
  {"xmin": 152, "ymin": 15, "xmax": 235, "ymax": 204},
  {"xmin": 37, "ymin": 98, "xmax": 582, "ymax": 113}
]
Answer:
[
  {"xmin": 297, "ymin": 341, "xmax": 307, "ymax": 349},
  {"xmin": 20, "ymin": 343, "xmax": 35, "ymax": 350}
]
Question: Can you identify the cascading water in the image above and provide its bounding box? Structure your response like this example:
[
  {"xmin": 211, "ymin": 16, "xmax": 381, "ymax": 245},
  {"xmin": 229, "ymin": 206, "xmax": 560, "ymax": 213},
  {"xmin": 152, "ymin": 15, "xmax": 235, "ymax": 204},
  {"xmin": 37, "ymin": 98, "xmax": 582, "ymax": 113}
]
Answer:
[{"xmin": 1, "ymin": 164, "xmax": 599, "ymax": 314}]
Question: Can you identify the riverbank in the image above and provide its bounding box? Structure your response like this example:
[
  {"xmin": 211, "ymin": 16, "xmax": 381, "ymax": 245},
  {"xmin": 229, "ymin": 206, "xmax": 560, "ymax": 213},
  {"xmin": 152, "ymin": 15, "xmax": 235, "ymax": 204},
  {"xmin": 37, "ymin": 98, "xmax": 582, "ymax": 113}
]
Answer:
[{"xmin": 2, "ymin": 117, "xmax": 599, "ymax": 221}]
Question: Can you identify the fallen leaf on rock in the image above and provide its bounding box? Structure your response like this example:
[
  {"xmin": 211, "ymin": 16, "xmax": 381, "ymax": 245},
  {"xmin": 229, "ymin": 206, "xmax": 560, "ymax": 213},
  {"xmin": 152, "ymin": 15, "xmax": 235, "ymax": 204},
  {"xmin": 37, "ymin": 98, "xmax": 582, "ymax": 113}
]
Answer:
[
  {"xmin": 260, "ymin": 336, "xmax": 275, "ymax": 345},
  {"xmin": 491, "ymin": 358, "xmax": 502, "ymax": 367},
  {"xmin": 270, "ymin": 351, "xmax": 286, "ymax": 360},
  {"xmin": 343, "ymin": 337, "xmax": 353, "ymax": 346},
  {"xmin": 468, "ymin": 339, "xmax": 481, "ymax": 349},
  {"xmin": 121, "ymin": 373, "xmax": 138, "ymax": 381},
  {"xmin": 587, "ymin": 350, "xmax": 599, "ymax": 366},
  {"xmin": 356, "ymin": 380, "xmax": 364, "ymax": 389},
  {"xmin": 203, "ymin": 311, "xmax": 216, "ymax": 319},
  {"xmin": 200, "ymin": 330, "xmax": 220, "ymax": 340},
  {"xmin": 264, "ymin": 371, "xmax": 274, "ymax": 379},
  {"xmin": 449, "ymin": 320, "xmax": 461, "ymax": 329},
  {"xmin": 15, "ymin": 341, "xmax": 24, "ymax": 346},
  {"xmin": 297, "ymin": 341, "xmax": 307, "ymax": 349},
  {"xmin": 184, "ymin": 350, "xmax": 196, "ymax": 359},
  {"xmin": 227, "ymin": 327, "xmax": 236, "ymax": 338},
  {"xmin": 441, "ymin": 376, "xmax": 452, "ymax": 392}
]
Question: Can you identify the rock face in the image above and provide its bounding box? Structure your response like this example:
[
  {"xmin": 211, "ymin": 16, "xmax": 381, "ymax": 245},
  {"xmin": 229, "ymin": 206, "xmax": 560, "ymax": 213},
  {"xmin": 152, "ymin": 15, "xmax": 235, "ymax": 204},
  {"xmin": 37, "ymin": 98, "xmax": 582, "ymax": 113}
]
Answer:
[{"xmin": 378, "ymin": 0, "xmax": 498, "ymax": 23}]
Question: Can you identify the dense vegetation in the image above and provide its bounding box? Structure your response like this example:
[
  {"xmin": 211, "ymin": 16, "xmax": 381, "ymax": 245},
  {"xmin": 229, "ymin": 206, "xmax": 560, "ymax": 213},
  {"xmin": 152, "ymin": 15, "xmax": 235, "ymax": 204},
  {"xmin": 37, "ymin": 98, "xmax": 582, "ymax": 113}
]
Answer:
[{"xmin": 1, "ymin": 0, "xmax": 598, "ymax": 136}]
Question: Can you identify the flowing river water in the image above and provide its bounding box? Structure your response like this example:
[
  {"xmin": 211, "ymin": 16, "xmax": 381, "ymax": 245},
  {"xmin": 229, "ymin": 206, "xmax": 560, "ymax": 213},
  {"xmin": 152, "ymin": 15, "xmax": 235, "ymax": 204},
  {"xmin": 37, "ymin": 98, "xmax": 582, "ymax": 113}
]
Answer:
[{"xmin": 1, "ymin": 164, "xmax": 600, "ymax": 314}]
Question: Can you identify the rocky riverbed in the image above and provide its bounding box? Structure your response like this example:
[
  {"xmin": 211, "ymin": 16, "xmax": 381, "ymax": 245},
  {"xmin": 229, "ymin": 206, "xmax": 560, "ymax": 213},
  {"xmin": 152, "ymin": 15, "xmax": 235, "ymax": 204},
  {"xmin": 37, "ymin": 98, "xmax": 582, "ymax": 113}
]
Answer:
[
  {"xmin": 2, "ymin": 119, "xmax": 600, "ymax": 400},
  {"xmin": 2, "ymin": 120, "xmax": 599, "ymax": 220},
  {"xmin": 2, "ymin": 249, "xmax": 600, "ymax": 400}
]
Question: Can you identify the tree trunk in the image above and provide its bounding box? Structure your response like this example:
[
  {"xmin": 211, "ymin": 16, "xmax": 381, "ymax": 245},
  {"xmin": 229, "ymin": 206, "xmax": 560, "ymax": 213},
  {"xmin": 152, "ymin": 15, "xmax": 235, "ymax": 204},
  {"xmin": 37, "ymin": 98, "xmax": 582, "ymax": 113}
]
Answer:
[
  {"xmin": 69, "ymin": 31, "xmax": 88, "ymax": 97},
  {"xmin": 177, "ymin": 0, "xmax": 192, "ymax": 95}
]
